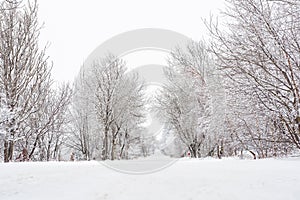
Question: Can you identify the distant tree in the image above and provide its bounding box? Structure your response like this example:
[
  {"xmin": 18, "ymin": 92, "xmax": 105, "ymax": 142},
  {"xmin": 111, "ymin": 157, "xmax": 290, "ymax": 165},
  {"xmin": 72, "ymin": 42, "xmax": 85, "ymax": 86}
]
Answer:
[
  {"xmin": 156, "ymin": 41, "xmax": 215, "ymax": 158},
  {"xmin": 92, "ymin": 54, "xmax": 146, "ymax": 160},
  {"xmin": 66, "ymin": 68, "xmax": 101, "ymax": 160},
  {"xmin": 70, "ymin": 54, "xmax": 146, "ymax": 160}
]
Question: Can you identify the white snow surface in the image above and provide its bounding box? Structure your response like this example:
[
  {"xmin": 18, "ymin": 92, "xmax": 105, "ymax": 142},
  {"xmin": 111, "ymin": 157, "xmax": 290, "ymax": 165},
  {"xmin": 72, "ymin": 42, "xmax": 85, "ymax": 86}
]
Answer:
[{"xmin": 0, "ymin": 156, "xmax": 300, "ymax": 200}]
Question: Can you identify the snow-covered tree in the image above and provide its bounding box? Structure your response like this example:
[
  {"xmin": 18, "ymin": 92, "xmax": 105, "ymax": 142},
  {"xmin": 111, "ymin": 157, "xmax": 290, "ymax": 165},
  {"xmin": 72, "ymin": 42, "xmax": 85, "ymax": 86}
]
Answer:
[
  {"xmin": 92, "ymin": 54, "xmax": 146, "ymax": 160},
  {"xmin": 0, "ymin": 0, "xmax": 72, "ymax": 162},
  {"xmin": 207, "ymin": 0, "xmax": 300, "ymax": 155},
  {"xmin": 22, "ymin": 84, "xmax": 72, "ymax": 161},
  {"xmin": 66, "ymin": 68, "xmax": 101, "ymax": 160},
  {"xmin": 156, "ymin": 41, "xmax": 217, "ymax": 158},
  {"xmin": 70, "ymin": 54, "xmax": 146, "ymax": 160}
]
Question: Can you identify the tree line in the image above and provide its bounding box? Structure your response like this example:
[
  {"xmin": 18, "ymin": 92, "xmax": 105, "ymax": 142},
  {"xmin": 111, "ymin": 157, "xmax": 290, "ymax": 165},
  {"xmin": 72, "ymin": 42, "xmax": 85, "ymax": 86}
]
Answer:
[{"xmin": 0, "ymin": 0, "xmax": 299, "ymax": 162}]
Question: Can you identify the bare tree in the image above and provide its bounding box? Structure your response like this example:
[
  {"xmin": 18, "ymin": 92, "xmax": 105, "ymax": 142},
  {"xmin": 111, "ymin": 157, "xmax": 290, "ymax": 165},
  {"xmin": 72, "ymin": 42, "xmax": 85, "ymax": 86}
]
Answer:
[
  {"xmin": 156, "ymin": 41, "xmax": 214, "ymax": 158},
  {"xmin": 0, "ymin": 0, "xmax": 50, "ymax": 162},
  {"xmin": 92, "ymin": 54, "xmax": 146, "ymax": 160},
  {"xmin": 70, "ymin": 54, "xmax": 146, "ymax": 160},
  {"xmin": 0, "ymin": 0, "xmax": 72, "ymax": 162},
  {"xmin": 66, "ymin": 68, "xmax": 101, "ymax": 160},
  {"xmin": 207, "ymin": 0, "xmax": 300, "ymax": 153},
  {"xmin": 22, "ymin": 84, "xmax": 72, "ymax": 161}
]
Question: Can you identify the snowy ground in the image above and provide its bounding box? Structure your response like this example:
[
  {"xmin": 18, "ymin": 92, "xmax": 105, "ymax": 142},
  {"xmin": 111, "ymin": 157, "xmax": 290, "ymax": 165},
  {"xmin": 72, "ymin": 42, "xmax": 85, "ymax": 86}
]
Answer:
[{"xmin": 0, "ymin": 156, "xmax": 300, "ymax": 200}]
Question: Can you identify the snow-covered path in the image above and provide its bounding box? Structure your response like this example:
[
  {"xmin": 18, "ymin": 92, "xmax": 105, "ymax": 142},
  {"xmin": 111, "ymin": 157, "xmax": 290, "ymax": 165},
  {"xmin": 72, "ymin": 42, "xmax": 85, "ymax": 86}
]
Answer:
[{"xmin": 0, "ymin": 157, "xmax": 299, "ymax": 200}]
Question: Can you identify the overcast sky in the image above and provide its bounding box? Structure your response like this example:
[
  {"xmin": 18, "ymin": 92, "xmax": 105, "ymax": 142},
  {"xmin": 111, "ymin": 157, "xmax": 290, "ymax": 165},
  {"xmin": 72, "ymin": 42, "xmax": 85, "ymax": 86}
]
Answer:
[{"xmin": 37, "ymin": 0, "xmax": 225, "ymax": 83}]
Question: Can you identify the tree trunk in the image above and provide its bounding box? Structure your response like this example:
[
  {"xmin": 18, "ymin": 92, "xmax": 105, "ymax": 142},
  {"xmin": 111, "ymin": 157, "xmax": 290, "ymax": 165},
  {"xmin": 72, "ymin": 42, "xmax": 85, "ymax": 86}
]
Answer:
[
  {"xmin": 4, "ymin": 141, "xmax": 9, "ymax": 162},
  {"xmin": 189, "ymin": 144, "xmax": 197, "ymax": 158},
  {"xmin": 111, "ymin": 136, "xmax": 115, "ymax": 160},
  {"xmin": 8, "ymin": 140, "xmax": 14, "ymax": 161},
  {"xmin": 4, "ymin": 140, "xmax": 14, "ymax": 162},
  {"xmin": 120, "ymin": 144, "xmax": 125, "ymax": 159},
  {"xmin": 102, "ymin": 127, "xmax": 109, "ymax": 160},
  {"xmin": 46, "ymin": 142, "xmax": 51, "ymax": 161}
]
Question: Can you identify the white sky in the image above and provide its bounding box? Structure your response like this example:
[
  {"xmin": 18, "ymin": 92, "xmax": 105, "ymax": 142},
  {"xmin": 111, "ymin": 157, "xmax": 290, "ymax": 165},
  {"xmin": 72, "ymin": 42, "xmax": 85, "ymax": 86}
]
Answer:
[{"xmin": 37, "ymin": 0, "xmax": 225, "ymax": 83}]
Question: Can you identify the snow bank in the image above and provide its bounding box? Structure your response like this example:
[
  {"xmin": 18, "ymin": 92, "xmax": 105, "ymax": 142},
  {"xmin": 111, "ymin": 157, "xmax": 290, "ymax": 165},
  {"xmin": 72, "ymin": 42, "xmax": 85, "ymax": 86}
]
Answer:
[{"xmin": 0, "ymin": 157, "xmax": 299, "ymax": 200}]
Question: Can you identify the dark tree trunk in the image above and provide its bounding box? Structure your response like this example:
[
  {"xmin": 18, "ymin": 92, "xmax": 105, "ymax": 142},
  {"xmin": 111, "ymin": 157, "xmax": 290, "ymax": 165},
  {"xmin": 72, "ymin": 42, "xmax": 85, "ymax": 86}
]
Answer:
[
  {"xmin": 4, "ymin": 141, "xmax": 9, "ymax": 163},
  {"xmin": 8, "ymin": 140, "xmax": 14, "ymax": 161},
  {"xmin": 111, "ymin": 136, "xmax": 115, "ymax": 160},
  {"xmin": 249, "ymin": 150, "xmax": 257, "ymax": 160},
  {"xmin": 4, "ymin": 140, "xmax": 14, "ymax": 162}
]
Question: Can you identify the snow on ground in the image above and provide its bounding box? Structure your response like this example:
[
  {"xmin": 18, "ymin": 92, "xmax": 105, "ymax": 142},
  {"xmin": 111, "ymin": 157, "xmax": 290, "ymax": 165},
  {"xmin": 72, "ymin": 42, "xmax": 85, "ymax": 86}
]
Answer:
[{"xmin": 0, "ymin": 156, "xmax": 300, "ymax": 200}]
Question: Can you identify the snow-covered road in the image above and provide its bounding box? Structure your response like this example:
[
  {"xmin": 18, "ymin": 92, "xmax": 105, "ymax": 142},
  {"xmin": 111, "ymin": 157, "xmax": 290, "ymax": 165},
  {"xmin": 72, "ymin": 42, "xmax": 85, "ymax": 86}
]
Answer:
[{"xmin": 0, "ymin": 157, "xmax": 299, "ymax": 200}]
